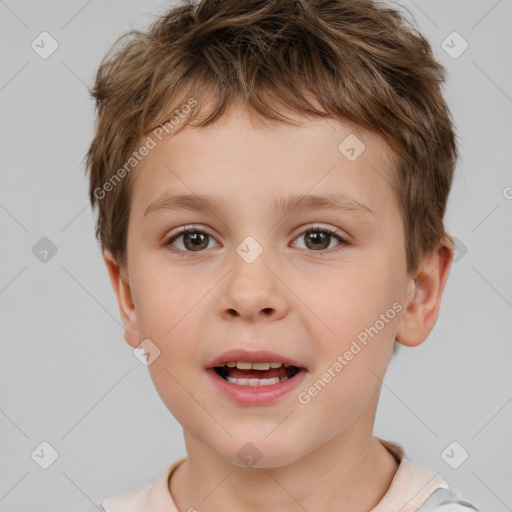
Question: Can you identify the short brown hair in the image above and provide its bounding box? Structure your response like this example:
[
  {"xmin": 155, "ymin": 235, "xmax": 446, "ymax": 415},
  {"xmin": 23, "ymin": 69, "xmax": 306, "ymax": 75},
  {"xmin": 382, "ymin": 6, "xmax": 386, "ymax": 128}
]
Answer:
[{"xmin": 85, "ymin": 0, "xmax": 457, "ymax": 278}]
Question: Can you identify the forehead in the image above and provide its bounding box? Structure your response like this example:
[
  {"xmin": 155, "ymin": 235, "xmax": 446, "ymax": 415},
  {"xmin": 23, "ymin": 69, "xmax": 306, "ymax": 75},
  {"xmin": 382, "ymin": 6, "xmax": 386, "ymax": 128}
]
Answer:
[{"xmin": 130, "ymin": 105, "xmax": 398, "ymax": 223}]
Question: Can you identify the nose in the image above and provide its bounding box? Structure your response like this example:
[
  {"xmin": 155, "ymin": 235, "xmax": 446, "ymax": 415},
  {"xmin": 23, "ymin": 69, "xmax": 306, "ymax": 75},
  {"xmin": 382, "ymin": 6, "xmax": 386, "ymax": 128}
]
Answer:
[{"xmin": 216, "ymin": 249, "xmax": 289, "ymax": 322}]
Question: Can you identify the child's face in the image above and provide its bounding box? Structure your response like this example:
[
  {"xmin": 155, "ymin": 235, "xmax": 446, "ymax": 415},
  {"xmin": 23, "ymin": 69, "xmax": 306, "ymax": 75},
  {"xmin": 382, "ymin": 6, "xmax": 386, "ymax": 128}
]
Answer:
[{"xmin": 109, "ymin": 103, "xmax": 434, "ymax": 467}]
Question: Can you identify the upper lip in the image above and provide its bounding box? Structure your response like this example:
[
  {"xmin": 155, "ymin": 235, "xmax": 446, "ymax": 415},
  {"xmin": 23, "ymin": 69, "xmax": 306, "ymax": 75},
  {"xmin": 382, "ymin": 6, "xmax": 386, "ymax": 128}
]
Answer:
[{"xmin": 205, "ymin": 349, "xmax": 307, "ymax": 370}]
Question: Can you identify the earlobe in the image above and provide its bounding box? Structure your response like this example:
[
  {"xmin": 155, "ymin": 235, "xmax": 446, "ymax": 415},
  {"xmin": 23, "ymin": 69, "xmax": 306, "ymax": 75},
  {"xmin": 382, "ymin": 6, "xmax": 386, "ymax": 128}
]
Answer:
[
  {"xmin": 103, "ymin": 250, "xmax": 141, "ymax": 348},
  {"xmin": 395, "ymin": 239, "xmax": 454, "ymax": 347}
]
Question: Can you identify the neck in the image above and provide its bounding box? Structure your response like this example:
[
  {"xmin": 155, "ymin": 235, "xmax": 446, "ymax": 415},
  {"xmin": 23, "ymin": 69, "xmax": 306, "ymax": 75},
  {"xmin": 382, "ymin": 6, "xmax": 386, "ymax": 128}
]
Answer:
[{"xmin": 170, "ymin": 421, "xmax": 399, "ymax": 512}]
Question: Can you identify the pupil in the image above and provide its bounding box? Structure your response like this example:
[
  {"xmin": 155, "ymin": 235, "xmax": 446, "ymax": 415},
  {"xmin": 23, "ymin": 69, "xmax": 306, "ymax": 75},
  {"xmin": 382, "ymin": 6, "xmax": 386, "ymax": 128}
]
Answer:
[
  {"xmin": 306, "ymin": 231, "xmax": 329, "ymax": 250},
  {"xmin": 184, "ymin": 232, "xmax": 208, "ymax": 251}
]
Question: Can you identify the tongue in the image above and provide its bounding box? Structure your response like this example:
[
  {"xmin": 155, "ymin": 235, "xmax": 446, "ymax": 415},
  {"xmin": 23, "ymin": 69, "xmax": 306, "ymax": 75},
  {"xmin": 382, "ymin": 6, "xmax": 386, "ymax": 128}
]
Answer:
[{"xmin": 224, "ymin": 366, "xmax": 288, "ymax": 380}]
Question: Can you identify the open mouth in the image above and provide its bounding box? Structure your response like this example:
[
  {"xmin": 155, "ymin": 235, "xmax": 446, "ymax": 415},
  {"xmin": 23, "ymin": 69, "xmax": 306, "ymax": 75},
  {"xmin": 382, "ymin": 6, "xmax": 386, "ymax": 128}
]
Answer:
[{"xmin": 213, "ymin": 361, "xmax": 302, "ymax": 387}]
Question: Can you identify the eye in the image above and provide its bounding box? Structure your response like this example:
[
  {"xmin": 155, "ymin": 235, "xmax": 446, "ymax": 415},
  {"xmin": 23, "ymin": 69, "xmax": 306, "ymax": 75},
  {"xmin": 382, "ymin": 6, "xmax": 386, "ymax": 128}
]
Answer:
[
  {"xmin": 163, "ymin": 226, "xmax": 218, "ymax": 257},
  {"xmin": 291, "ymin": 224, "xmax": 347, "ymax": 252},
  {"xmin": 163, "ymin": 224, "xmax": 347, "ymax": 257}
]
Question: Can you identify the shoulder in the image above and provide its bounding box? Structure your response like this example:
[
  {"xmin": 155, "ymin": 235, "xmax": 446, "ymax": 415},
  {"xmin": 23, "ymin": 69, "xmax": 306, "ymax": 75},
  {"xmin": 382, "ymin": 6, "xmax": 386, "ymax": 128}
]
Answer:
[
  {"xmin": 375, "ymin": 439, "xmax": 482, "ymax": 512},
  {"xmin": 99, "ymin": 479, "xmax": 153, "ymax": 512},
  {"xmin": 395, "ymin": 457, "xmax": 482, "ymax": 512},
  {"xmin": 417, "ymin": 487, "xmax": 482, "ymax": 512},
  {"xmin": 100, "ymin": 457, "xmax": 187, "ymax": 512}
]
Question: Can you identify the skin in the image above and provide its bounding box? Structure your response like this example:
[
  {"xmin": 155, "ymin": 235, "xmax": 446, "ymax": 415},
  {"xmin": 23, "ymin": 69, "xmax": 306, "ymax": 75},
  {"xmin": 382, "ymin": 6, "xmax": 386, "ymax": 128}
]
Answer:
[{"xmin": 104, "ymin": 101, "xmax": 453, "ymax": 511}]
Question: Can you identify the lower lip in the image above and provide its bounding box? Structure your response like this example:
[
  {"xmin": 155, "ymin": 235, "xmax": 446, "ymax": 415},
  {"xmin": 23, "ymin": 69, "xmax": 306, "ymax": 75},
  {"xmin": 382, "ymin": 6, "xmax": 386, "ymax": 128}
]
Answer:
[{"xmin": 205, "ymin": 368, "xmax": 307, "ymax": 406}]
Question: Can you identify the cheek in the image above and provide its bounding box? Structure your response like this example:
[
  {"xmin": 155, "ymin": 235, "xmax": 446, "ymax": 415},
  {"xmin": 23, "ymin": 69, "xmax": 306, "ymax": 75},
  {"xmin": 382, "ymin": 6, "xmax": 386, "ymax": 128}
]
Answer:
[
  {"xmin": 130, "ymin": 271, "xmax": 204, "ymax": 400},
  {"xmin": 135, "ymin": 274, "xmax": 208, "ymax": 422},
  {"xmin": 294, "ymin": 262, "xmax": 400, "ymax": 347},
  {"xmin": 132, "ymin": 260, "xmax": 203, "ymax": 338}
]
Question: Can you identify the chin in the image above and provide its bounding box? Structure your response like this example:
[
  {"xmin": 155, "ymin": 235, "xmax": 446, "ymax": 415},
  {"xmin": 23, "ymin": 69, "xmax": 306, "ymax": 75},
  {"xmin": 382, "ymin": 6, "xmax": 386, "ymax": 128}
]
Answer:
[{"xmin": 212, "ymin": 436, "xmax": 306, "ymax": 470}]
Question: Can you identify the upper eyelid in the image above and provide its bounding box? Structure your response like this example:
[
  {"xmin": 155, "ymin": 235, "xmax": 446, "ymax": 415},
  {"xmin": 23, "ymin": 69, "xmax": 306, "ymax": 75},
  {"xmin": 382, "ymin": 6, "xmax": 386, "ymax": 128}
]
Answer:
[{"xmin": 168, "ymin": 223, "xmax": 343, "ymax": 235}]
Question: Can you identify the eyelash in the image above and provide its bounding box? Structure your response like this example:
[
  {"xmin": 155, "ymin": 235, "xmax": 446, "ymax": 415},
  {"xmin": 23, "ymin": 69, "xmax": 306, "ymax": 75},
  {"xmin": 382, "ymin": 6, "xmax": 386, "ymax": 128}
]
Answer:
[{"xmin": 162, "ymin": 224, "xmax": 348, "ymax": 258}]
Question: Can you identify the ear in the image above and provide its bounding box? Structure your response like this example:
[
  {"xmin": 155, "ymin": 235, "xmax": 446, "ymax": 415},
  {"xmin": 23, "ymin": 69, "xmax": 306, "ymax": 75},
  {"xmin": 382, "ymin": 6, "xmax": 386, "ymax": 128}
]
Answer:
[
  {"xmin": 103, "ymin": 249, "xmax": 141, "ymax": 348},
  {"xmin": 395, "ymin": 238, "xmax": 454, "ymax": 347}
]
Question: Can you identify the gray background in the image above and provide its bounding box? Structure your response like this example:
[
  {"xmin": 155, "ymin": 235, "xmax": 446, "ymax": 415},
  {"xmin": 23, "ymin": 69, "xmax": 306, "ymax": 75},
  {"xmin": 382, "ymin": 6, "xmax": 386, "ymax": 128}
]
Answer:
[{"xmin": 1, "ymin": 0, "xmax": 511, "ymax": 510}]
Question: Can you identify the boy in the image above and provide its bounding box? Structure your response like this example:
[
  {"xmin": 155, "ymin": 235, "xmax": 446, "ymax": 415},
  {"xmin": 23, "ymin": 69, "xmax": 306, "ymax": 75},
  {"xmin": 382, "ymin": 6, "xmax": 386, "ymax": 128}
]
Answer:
[{"xmin": 86, "ymin": 0, "xmax": 482, "ymax": 510}]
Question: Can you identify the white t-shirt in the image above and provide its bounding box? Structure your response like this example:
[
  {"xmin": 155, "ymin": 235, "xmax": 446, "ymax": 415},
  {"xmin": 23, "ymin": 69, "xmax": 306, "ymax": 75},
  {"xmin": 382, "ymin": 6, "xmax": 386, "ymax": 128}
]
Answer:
[{"xmin": 100, "ymin": 438, "xmax": 481, "ymax": 512}]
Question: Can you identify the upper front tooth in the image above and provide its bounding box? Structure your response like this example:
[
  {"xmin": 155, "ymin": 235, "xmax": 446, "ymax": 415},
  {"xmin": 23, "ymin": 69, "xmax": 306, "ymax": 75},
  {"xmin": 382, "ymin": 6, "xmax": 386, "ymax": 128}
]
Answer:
[
  {"xmin": 252, "ymin": 362, "xmax": 270, "ymax": 370},
  {"xmin": 231, "ymin": 361, "xmax": 283, "ymax": 370}
]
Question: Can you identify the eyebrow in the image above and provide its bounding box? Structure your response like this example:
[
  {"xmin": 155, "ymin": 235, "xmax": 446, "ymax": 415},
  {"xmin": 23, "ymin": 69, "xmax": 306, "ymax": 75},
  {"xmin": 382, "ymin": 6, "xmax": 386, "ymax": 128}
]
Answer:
[{"xmin": 143, "ymin": 192, "xmax": 374, "ymax": 219}]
